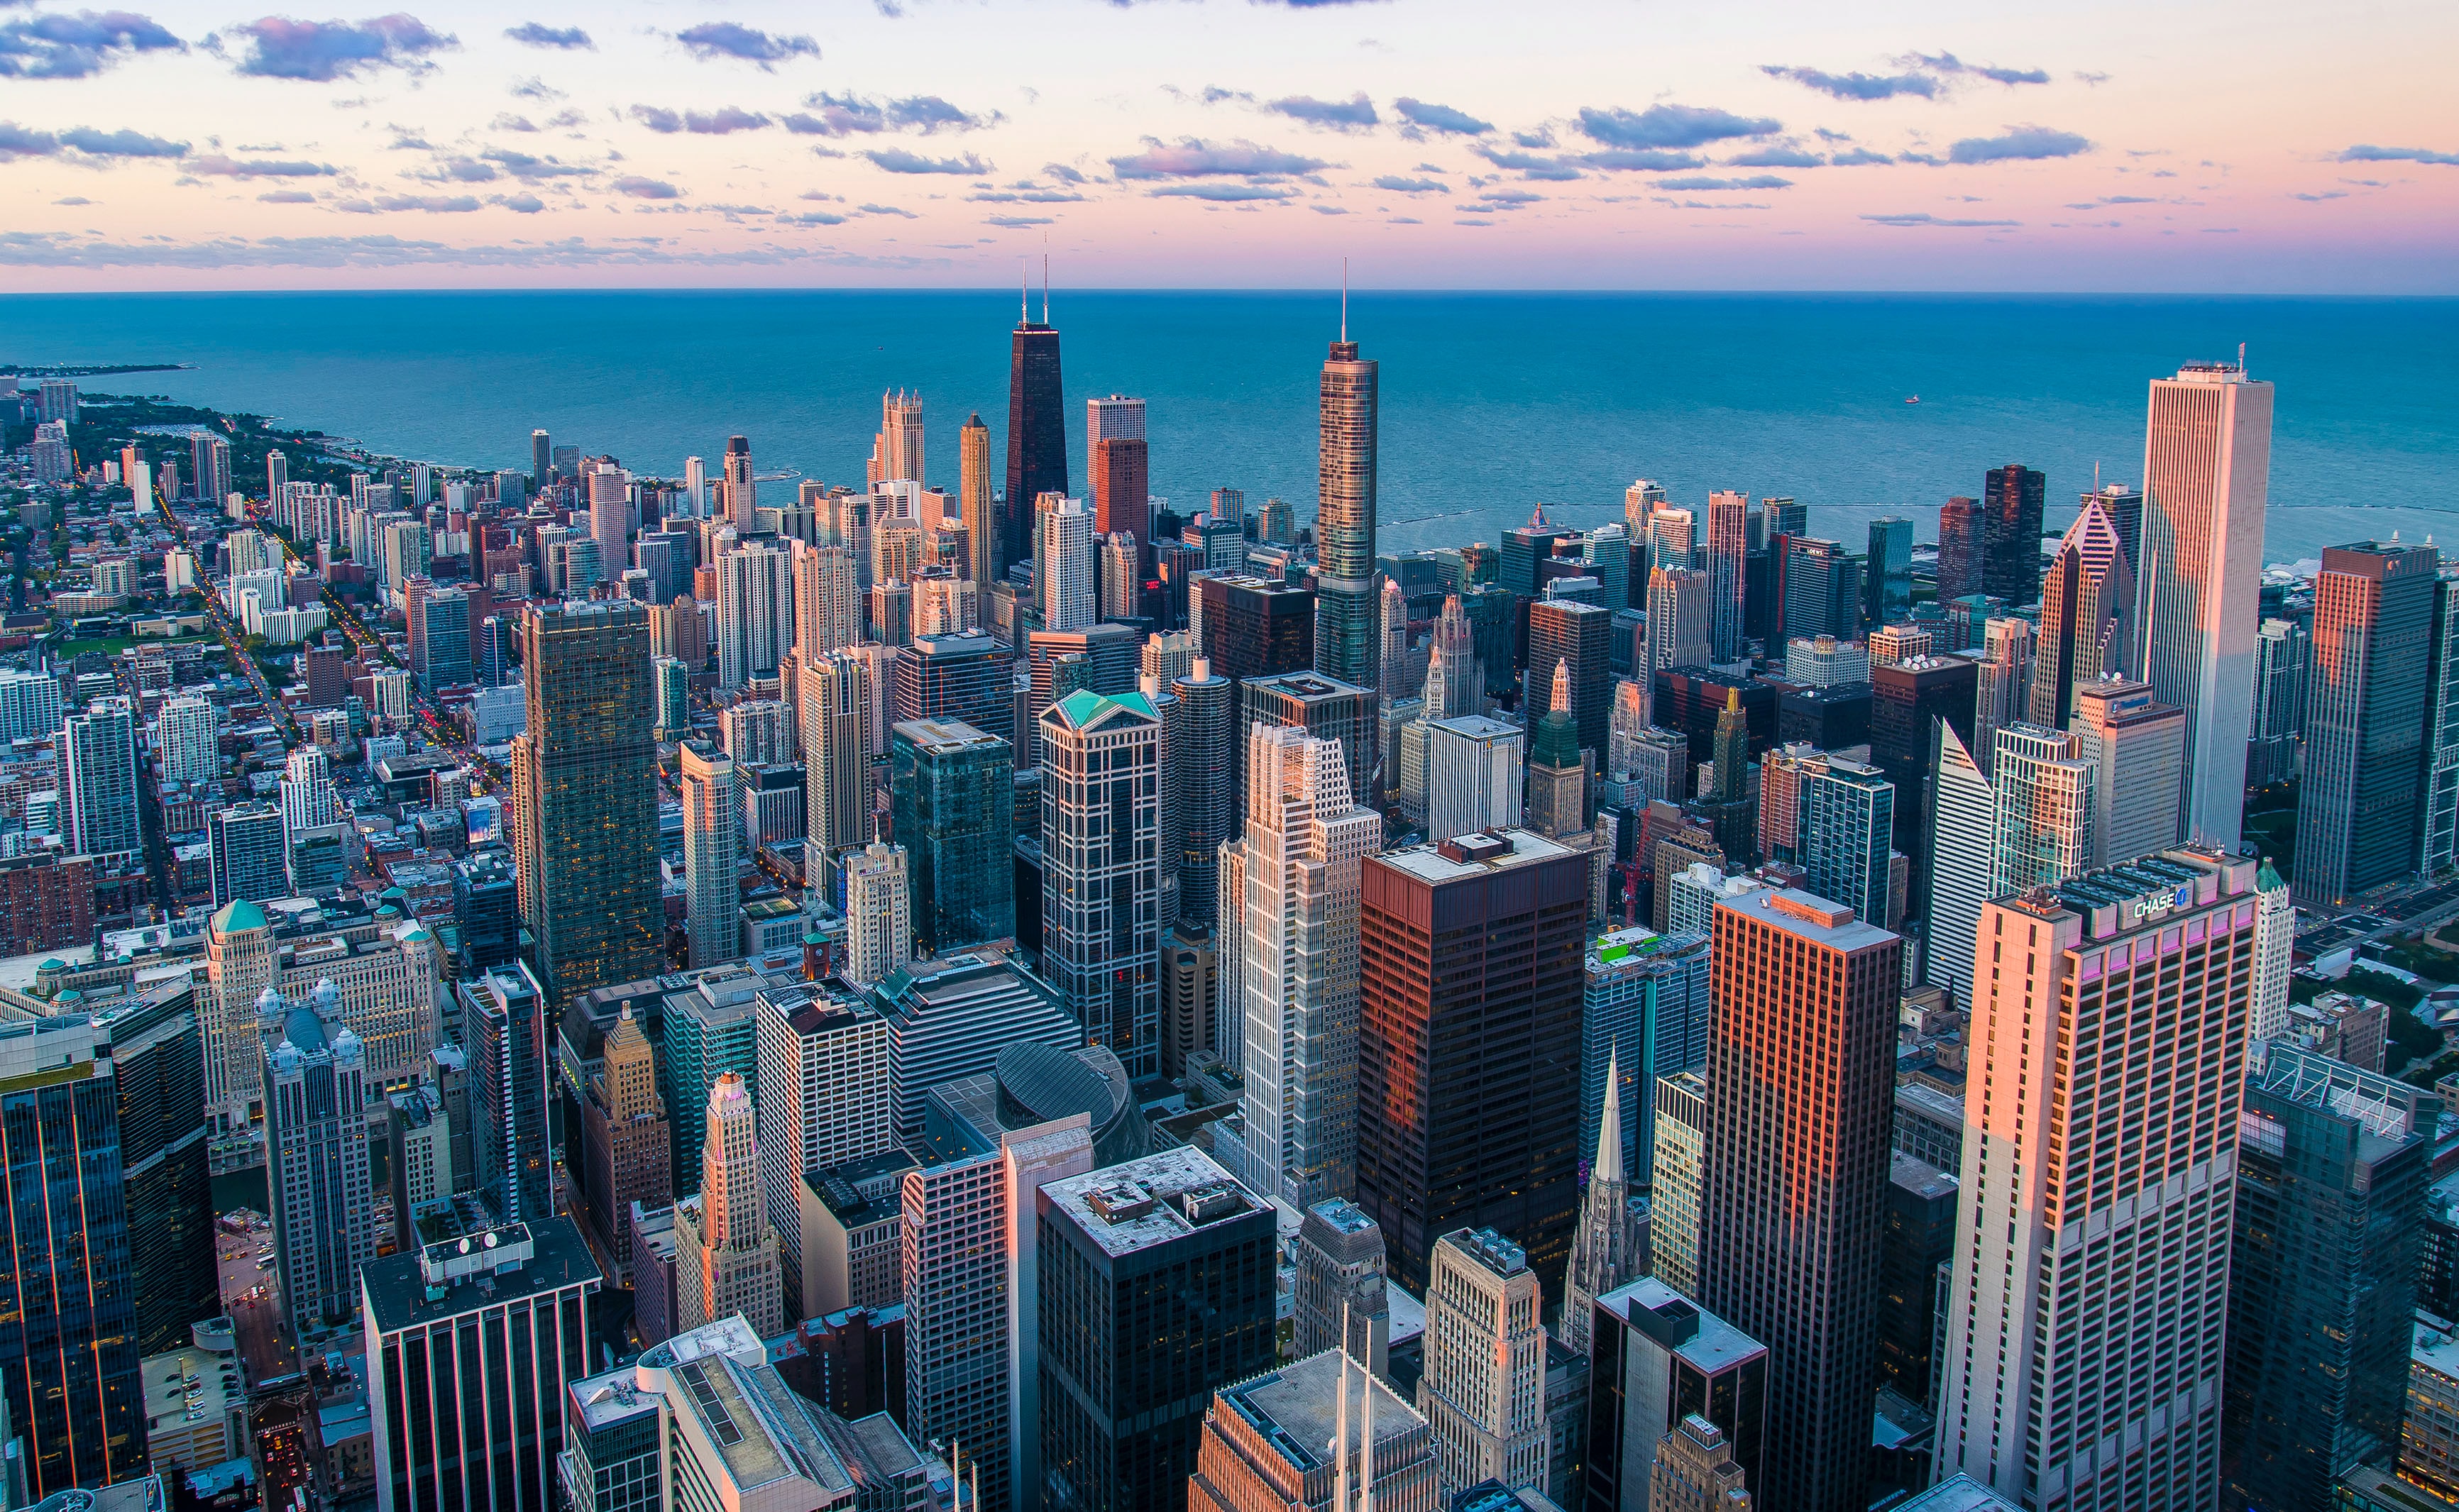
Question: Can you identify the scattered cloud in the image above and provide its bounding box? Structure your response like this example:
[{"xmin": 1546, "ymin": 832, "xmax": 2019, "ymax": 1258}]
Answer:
[
  {"xmin": 858, "ymin": 202, "xmax": 915, "ymax": 217},
  {"xmin": 1726, "ymin": 145, "xmax": 1822, "ymax": 167},
  {"xmin": 1472, "ymin": 145, "xmax": 1583, "ymax": 179},
  {"xmin": 1109, "ymin": 137, "xmax": 1329, "ymax": 180},
  {"xmin": 783, "ymin": 92, "xmax": 997, "ymax": 138},
  {"xmin": 1043, "ymin": 162, "xmax": 1087, "ymax": 185},
  {"xmin": 1758, "ymin": 65, "xmax": 1935, "ymax": 101},
  {"xmin": 374, "ymin": 192, "xmax": 478, "ymax": 211},
  {"xmin": 481, "ymin": 146, "xmax": 593, "ymax": 181},
  {"xmin": 1371, "ymin": 174, "xmax": 1446, "ymax": 193},
  {"xmin": 1149, "ymin": 182, "xmax": 1295, "ymax": 201},
  {"xmin": 684, "ymin": 106, "xmax": 769, "ymax": 134},
  {"xmin": 777, "ymin": 208, "xmax": 845, "ymax": 225},
  {"xmin": 53, "ymin": 194, "xmax": 93, "ymax": 204},
  {"xmin": 629, "ymin": 104, "xmax": 680, "ymax": 133},
  {"xmin": 1267, "ymin": 92, "xmax": 1377, "ymax": 131},
  {"xmin": 226, "ymin": 13, "xmax": 456, "ymax": 82},
  {"xmin": 983, "ymin": 214, "xmax": 1053, "ymax": 227},
  {"xmin": 1578, "ymin": 148, "xmax": 1707, "ymax": 171},
  {"xmin": 864, "ymin": 148, "xmax": 989, "ymax": 174},
  {"xmin": 187, "ymin": 153, "xmax": 336, "ymax": 177},
  {"xmin": 1578, "ymin": 104, "xmax": 1778, "ymax": 150},
  {"xmin": 495, "ymin": 191, "xmax": 541, "ymax": 211},
  {"xmin": 969, "ymin": 182, "xmax": 1086, "ymax": 203},
  {"xmin": 255, "ymin": 188, "xmax": 313, "ymax": 202},
  {"xmin": 1863, "ymin": 211, "xmax": 2020, "ymax": 226},
  {"xmin": 2292, "ymin": 190, "xmax": 2348, "ymax": 202},
  {"xmin": 673, "ymin": 21, "xmax": 816, "ymax": 68},
  {"xmin": 1654, "ymin": 174, "xmax": 1791, "ymax": 190},
  {"xmin": 1392, "ymin": 96, "xmax": 1489, "ymax": 136},
  {"xmin": 491, "ymin": 112, "xmax": 537, "ymax": 133},
  {"xmin": 58, "ymin": 124, "xmax": 187, "ymax": 156},
  {"xmin": 2338, "ymin": 143, "xmax": 2459, "ymax": 166},
  {"xmin": 0, "ymin": 9, "xmax": 183, "ymax": 80},
  {"xmin": 502, "ymin": 21, "xmax": 586, "ymax": 48},
  {"xmin": 1948, "ymin": 124, "xmax": 2091, "ymax": 163},
  {"xmin": 1829, "ymin": 147, "xmax": 1893, "ymax": 166},
  {"xmin": 1908, "ymin": 52, "xmax": 2051, "ymax": 86},
  {"xmin": 2074, "ymin": 70, "xmax": 2110, "ymax": 85},
  {"xmin": 507, "ymin": 75, "xmax": 560, "ymax": 99},
  {"xmin": 612, "ymin": 175, "xmax": 678, "ymax": 199},
  {"xmin": 414, "ymin": 154, "xmax": 495, "ymax": 182}
]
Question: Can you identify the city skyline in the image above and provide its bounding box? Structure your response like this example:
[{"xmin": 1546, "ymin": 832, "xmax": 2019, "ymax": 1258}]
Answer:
[{"xmin": 0, "ymin": 0, "xmax": 2450, "ymax": 292}]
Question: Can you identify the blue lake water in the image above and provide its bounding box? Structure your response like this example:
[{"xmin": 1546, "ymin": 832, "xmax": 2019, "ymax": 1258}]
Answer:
[{"xmin": 5, "ymin": 289, "xmax": 2454, "ymax": 566}]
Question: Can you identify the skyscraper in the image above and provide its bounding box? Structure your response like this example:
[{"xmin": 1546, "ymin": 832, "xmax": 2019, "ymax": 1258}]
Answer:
[
  {"xmin": 1987, "ymin": 723, "xmax": 2094, "ymax": 897},
  {"xmin": 1871, "ymin": 654, "xmax": 1976, "ymax": 898},
  {"xmin": 64, "ymin": 696, "xmax": 138, "ymax": 859},
  {"xmin": 1293, "ymin": 1198, "xmax": 1391, "ymax": 1372},
  {"xmin": 1700, "ymin": 887, "xmax": 1899, "ymax": 1512},
  {"xmin": 2070, "ymin": 676, "xmax": 2185, "ymax": 868},
  {"xmin": 1527, "ymin": 660, "xmax": 1589, "ymax": 841},
  {"xmin": 2028, "ymin": 498, "xmax": 2136, "ymax": 729},
  {"xmin": 791, "ymin": 540, "xmax": 862, "ymax": 657},
  {"xmin": 1424, "ymin": 714, "xmax": 1525, "ymax": 842},
  {"xmin": 1039, "ymin": 495, "xmax": 1097, "ymax": 631},
  {"xmin": 717, "ymin": 434, "xmax": 753, "ymax": 531},
  {"xmin": 1191, "ymin": 1347, "xmax": 1436, "ymax": 1512},
  {"xmin": 1417, "ymin": 1227, "xmax": 1549, "ymax": 1503},
  {"xmin": 1564, "ymin": 1047, "xmax": 1651, "ymax": 1357},
  {"xmin": 2136, "ymin": 360, "xmax": 2273, "ymax": 848},
  {"xmin": 580, "ymin": 1005, "xmax": 671, "ymax": 1276},
  {"xmin": 678, "ymin": 741, "xmax": 742, "ymax": 969},
  {"xmin": 1644, "ymin": 565, "xmax": 1714, "ymax": 694},
  {"xmin": 0, "ymin": 1017, "xmax": 142, "ymax": 1499},
  {"xmin": 515, "ymin": 601, "xmax": 661, "ymax": 1005},
  {"xmin": 463, "ymin": 962, "xmax": 553, "ymax": 1223},
  {"xmin": 801, "ymin": 649, "xmax": 874, "ymax": 863},
  {"xmin": 673, "ymin": 1073, "xmax": 783, "ymax": 1337},
  {"xmin": 1800, "ymin": 757, "xmax": 1896, "ymax": 929},
  {"xmin": 2223, "ymin": 1045, "xmax": 2435, "ymax": 1512},
  {"xmin": 1040, "ymin": 688, "xmax": 1163, "ymax": 1076},
  {"xmin": 2426, "ymin": 568, "xmax": 2459, "ymax": 874},
  {"xmin": 1585, "ymin": 1277, "xmax": 1771, "ymax": 1512},
  {"xmin": 715, "ymin": 541, "xmax": 793, "ymax": 690},
  {"xmin": 1007, "ymin": 304, "xmax": 1068, "ymax": 572},
  {"xmin": 1936, "ymin": 848, "xmax": 2259, "ymax": 1509},
  {"xmin": 1866, "ymin": 515, "xmax": 1913, "ymax": 624},
  {"xmin": 1315, "ymin": 321, "xmax": 1380, "ymax": 688},
  {"xmin": 842, "ymin": 841, "xmax": 913, "ymax": 986},
  {"xmin": 752, "ymin": 979, "xmax": 891, "ymax": 1318},
  {"xmin": 2294, "ymin": 539, "xmax": 2440, "ymax": 907},
  {"xmin": 1226, "ymin": 724, "xmax": 1380, "ymax": 1208},
  {"xmin": 1937, "ymin": 495, "xmax": 1982, "ymax": 607},
  {"xmin": 261, "ymin": 981, "xmax": 375, "ymax": 1337},
  {"xmin": 1980, "ymin": 463, "xmax": 2046, "ymax": 605},
  {"xmin": 208, "ymin": 802, "xmax": 287, "ymax": 907},
  {"xmin": 958, "ymin": 411, "xmax": 999, "ymax": 594},
  {"xmin": 1529, "ymin": 597, "xmax": 1615, "ymax": 764},
  {"xmin": 1705, "ymin": 491, "xmax": 1748, "ymax": 661},
  {"xmin": 874, "ymin": 388, "xmax": 924, "ymax": 485},
  {"xmin": 1358, "ymin": 829, "xmax": 1587, "ymax": 1295},
  {"xmin": 890, "ymin": 719, "xmax": 1016, "ymax": 953},
  {"xmin": 1925, "ymin": 724, "xmax": 1993, "ymax": 1007},
  {"xmin": 1091, "ymin": 435, "xmax": 1150, "ymax": 546},
  {"xmin": 1969, "ymin": 617, "xmax": 2033, "ymax": 777},
  {"xmin": 1173, "ymin": 658, "xmax": 1236, "ymax": 927}
]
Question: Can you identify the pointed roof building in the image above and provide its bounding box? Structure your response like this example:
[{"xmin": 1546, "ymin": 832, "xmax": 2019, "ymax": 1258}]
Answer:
[{"xmin": 1563, "ymin": 1044, "xmax": 1651, "ymax": 1355}]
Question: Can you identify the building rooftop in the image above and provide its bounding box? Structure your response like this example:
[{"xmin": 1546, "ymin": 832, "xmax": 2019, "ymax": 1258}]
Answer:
[
  {"xmin": 804, "ymin": 1149, "xmax": 920, "ymax": 1230},
  {"xmin": 1425, "ymin": 713, "xmax": 1521, "ymax": 741},
  {"xmin": 1595, "ymin": 1277, "xmax": 1766, "ymax": 1376},
  {"xmin": 1890, "ymin": 1151, "xmax": 1959, "ymax": 1201},
  {"xmin": 1894, "ymin": 1474, "xmax": 2024, "ymax": 1511},
  {"xmin": 1041, "ymin": 1145, "xmax": 1263, "ymax": 1258},
  {"xmin": 1716, "ymin": 885, "xmax": 1897, "ymax": 953},
  {"xmin": 1379, "ymin": 827, "xmax": 1573, "ymax": 885},
  {"xmin": 1216, "ymin": 1348, "xmax": 1424, "ymax": 1476},
  {"xmin": 889, "ymin": 718, "xmax": 1004, "ymax": 756},
  {"xmin": 358, "ymin": 1216, "xmax": 600, "ymax": 1335}
]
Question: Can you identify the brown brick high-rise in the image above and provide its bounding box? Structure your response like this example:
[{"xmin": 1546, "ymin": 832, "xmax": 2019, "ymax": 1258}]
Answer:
[
  {"xmin": 1355, "ymin": 829, "xmax": 1587, "ymax": 1298},
  {"xmin": 1700, "ymin": 886, "xmax": 1900, "ymax": 1512}
]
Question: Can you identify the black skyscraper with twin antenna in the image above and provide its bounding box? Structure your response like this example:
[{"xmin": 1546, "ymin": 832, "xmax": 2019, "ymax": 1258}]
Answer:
[{"xmin": 1006, "ymin": 272, "xmax": 1069, "ymax": 575}]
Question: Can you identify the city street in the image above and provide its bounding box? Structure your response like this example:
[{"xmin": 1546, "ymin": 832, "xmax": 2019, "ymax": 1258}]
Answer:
[{"xmin": 216, "ymin": 1220, "xmax": 298, "ymax": 1389}]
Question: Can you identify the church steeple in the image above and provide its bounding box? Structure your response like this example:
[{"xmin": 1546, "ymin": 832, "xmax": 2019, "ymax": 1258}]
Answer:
[
  {"xmin": 1594, "ymin": 1042, "xmax": 1624, "ymax": 1184},
  {"xmin": 1564, "ymin": 1038, "xmax": 1647, "ymax": 1355}
]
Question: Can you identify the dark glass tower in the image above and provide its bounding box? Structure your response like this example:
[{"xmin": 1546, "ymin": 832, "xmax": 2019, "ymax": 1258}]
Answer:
[
  {"xmin": 1980, "ymin": 463, "xmax": 2047, "ymax": 605},
  {"xmin": 889, "ymin": 717, "xmax": 1017, "ymax": 954},
  {"xmin": 2223, "ymin": 1045, "xmax": 2436, "ymax": 1512},
  {"xmin": 1937, "ymin": 495, "xmax": 1982, "ymax": 607},
  {"xmin": 0, "ymin": 1017, "xmax": 141, "ymax": 1498},
  {"xmin": 1006, "ymin": 314, "xmax": 1069, "ymax": 574},
  {"xmin": 1314, "ymin": 331, "xmax": 1379, "ymax": 688},
  {"xmin": 513, "ymin": 600, "xmax": 661, "ymax": 1006},
  {"xmin": 98, "ymin": 993, "xmax": 217, "ymax": 1358}
]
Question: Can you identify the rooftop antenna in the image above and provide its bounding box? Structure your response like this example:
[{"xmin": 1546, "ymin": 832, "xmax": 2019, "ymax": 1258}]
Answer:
[
  {"xmin": 1019, "ymin": 258, "xmax": 1027, "ymax": 324},
  {"xmin": 1341, "ymin": 257, "xmax": 1348, "ymax": 343},
  {"xmin": 1041, "ymin": 233, "xmax": 1050, "ymax": 326},
  {"xmin": 2238, "ymin": 341, "xmax": 2248, "ymax": 376}
]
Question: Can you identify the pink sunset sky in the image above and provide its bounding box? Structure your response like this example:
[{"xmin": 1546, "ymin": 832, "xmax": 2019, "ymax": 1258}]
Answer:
[{"xmin": 1, "ymin": 0, "xmax": 2452, "ymax": 291}]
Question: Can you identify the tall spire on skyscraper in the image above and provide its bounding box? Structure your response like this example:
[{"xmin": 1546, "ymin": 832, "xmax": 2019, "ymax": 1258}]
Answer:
[
  {"xmin": 1314, "ymin": 274, "xmax": 1380, "ymax": 689},
  {"xmin": 1006, "ymin": 264, "xmax": 1069, "ymax": 575}
]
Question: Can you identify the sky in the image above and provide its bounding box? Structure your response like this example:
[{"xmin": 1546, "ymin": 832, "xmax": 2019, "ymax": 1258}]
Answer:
[{"xmin": 1, "ymin": 0, "xmax": 2453, "ymax": 292}]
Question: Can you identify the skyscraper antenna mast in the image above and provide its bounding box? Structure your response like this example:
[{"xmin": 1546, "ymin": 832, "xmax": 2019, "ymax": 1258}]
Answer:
[
  {"xmin": 1020, "ymin": 258, "xmax": 1027, "ymax": 324},
  {"xmin": 1042, "ymin": 233, "xmax": 1050, "ymax": 326},
  {"xmin": 1341, "ymin": 257, "xmax": 1348, "ymax": 343}
]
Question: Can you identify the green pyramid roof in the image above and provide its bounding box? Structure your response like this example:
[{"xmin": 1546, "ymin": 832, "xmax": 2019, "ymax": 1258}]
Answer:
[{"xmin": 210, "ymin": 899, "xmax": 267, "ymax": 934}]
